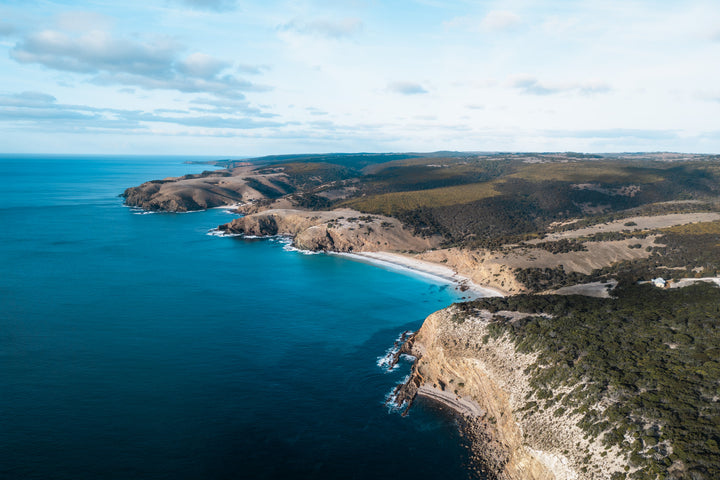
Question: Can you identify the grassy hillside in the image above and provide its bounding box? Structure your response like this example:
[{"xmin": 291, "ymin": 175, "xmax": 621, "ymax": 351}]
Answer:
[{"xmin": 458, "ymin": 283, "xmax": 720, "ymax": 480}]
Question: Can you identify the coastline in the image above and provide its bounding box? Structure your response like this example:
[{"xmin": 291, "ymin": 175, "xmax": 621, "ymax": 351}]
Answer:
[
  {"xmin": 335, "ymin": 251, "xmax": 507, "ymax": 299},
  {"xmin": 393, "ymin": 308, "xmax": 617, "ymax": 480}
]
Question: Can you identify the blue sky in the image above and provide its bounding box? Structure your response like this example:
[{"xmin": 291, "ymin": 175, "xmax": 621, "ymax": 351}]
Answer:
[{"xmin": 0, "ymin": 0, "xmax": 719, "ymax": 155}]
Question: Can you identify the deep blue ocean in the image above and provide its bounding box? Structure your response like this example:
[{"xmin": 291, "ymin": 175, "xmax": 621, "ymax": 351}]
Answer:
[{"xmin": 0, "ymin": 155, "xmax": 481, "ymax": 479}]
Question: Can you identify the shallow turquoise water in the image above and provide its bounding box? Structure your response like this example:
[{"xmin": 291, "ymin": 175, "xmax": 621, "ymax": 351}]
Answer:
[{"xmin": 0, "ymin": 155, "xmax": 480, "ymax": 479}]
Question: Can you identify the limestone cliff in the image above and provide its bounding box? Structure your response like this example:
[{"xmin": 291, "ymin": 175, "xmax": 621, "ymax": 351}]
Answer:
[
  {"xmin": 219, "ymin": 208, "xmax": 443, "ymax": 253},
  {"xmin": 393, "ymin": 307, "xmax": 627, "ymax": 480}
]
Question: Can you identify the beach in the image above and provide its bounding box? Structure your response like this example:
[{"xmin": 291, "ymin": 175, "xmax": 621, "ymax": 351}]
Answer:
[{"xmin": 336, "ymin": 251, "xmax": 506, "ymax": 299}]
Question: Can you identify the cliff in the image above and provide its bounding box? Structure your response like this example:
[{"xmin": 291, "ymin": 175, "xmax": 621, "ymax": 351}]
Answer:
[
  {"xmin": 219, "ymin": 208, "xmax": 443, "ymax": 253},
  {"xmin": 393, "ymin": 307, "xmax": 628, "ymax": 480}
]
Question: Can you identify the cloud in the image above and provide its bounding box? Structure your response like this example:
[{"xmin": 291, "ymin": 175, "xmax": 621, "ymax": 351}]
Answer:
[
  {"xmin": 279, "ymin": 18, "xmax": 363, "ymax": 38},
  {"xmin": 0, "ymin": 91, "xmax": 58, "ymax": 107},
  {"xmin": 306, "ymin": 107, "xmax": 328, "ymax": 116},
  {"xmin": 443, "ymin": 11, "xmax": 520, "ymax": 33},
  {"xmin": 237, "ymin": 64, "xmax": 270, "ymax": 75},
  {"xmin": 178, "ymin": 53, "xmax": 229, "ymax": 79},
  {"xmin": 174, "ymin": 0, "xmax": 238, "ymax": 12},
  {"xmin": 190, "ymin": 97, "xmax": 277, "ymax": 117},
  {"xmin": 0, "ymin": 91, "xmax": 140, "ymax": 129},
  {"xmin": 388, "ymin": 81, "xmax": 428, "ymax": 95},
  {"xmin": 0, "ymin": 90, "xmax": 282, "ymax": 132},
  {"xmin": 56, "ymin": 12, "xmax": 114, "ymax": 32},
  {"xmin": 546, "ymin": 128, "xmax": 679, "ymax": 140},
  {"xmin": 695, "ymin": 91, "xmax": 720, "ymax": 103},
  {"xmin": 133, "ymin": 112, "xmax": 281, "ymax": 129},
  {"xmin": 10, "ymin": 29, "xmax": 267, "ymax": 99},
  {"xmin": 510, "ymin": 74, "xmax": 611, "ymax": 96},
  {"xmin": 11, "ymin": 29, "xmax": 181, "ymax": 75},
  {"xmin": 480, "ymin": 10, "xmax": 521, "ymax": 31}
]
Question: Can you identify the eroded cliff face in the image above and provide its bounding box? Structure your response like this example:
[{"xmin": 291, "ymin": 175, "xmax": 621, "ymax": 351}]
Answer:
[
  {"xmin": 219, "ymin": 208, "xmax": 443, "ymax": 253},
  {"xmin": 394, "ymin": 307, "xmax": 627, "ymax": 480}
]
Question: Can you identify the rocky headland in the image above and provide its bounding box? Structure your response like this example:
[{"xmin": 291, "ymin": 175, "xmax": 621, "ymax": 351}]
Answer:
[
  {"xmin": 122, "ymin": 165, "xmax": 283, "ymax": 212},
  {"xmin": 218, "ymin": 208, "xmax": 442, "ymax": 253},
  {"xmin": 391, "ymin": 307, "xmax": 627, "ymax": 480}
]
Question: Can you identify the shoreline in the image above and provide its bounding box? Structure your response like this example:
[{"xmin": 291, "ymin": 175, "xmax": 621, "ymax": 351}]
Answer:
[
  {"xmin": 396, "ymin": 309, "xmax": 597, "ymax": 480},
  {"xmin": 334, "ymin": 251, "xmax": 506, "ymax": 299}
]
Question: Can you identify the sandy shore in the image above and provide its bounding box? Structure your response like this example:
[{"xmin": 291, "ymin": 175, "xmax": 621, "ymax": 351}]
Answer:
[{"xmin": 335, "ymin": 251, "xmax": 505, "ymax": 298}]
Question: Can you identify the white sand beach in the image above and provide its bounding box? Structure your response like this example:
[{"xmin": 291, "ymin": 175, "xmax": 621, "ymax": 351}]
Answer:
[{"xmin": 335, "ymin": 251, "xmax": 505, "ymax": 298}]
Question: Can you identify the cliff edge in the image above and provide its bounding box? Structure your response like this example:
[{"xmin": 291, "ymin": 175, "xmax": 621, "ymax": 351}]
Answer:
[
  {"xmin": 393, "ymin": 307, "xmax": 628, "ymax": 480},
  {"xmin": 219, "ymin": 208, "xmax": 443, "ymax": 253}
]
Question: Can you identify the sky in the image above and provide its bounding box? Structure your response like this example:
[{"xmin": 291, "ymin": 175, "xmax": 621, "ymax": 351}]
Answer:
[{"xmin": 0, "ymin": 0, "xmax": 719, "ymax": 155}]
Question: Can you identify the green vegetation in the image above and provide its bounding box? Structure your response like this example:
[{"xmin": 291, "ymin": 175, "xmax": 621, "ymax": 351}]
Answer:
[
  {"xmin": 532, "ymin": 238, "xmax": 588, "ymax": 254},
  {"xmin": 233, "ymin": 153, "xmax": 720, "ymax": 250},
  {"xmin": 334, "ymin": 159, "xmax": 720, "ymax": 247},
  {"xmin": 243, "ymin": 177, "xmax": 285, "ymax": 199},
  {"xmin": 346, "ymin": 181, "xmax": 501, "ymax": 215},
  {"xmin": 514, "ymin": 266, "xmax": 593, "ymax": 292},
  {"xmin": 457, "ymin": 283, "xmax": 720, "ymax": 480},
  {"xmin": 663, "ymin": 220, "xmax": 720, "ymax": 236},
  {"xmin": 261, "ymin": 162, "xmax": 358, "ymax": 188},
  {"xmin": 506, "ymin": 161, "xmax": 663, "ymax": 184}
]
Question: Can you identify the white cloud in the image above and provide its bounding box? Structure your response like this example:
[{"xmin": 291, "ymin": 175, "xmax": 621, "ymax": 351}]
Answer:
[
  {"xmin": 10, "ymin": 29, "xmax": 267, "ymax": 99},
  {"xmin": 237, "ymin": 64, "xmax": 270, "ymax": 75},
  {"xmin": 0, "ymin": 90, "xmax": 282, "ymax": 132},
  {"xmin": 178, "ymin": 53, "xmax": 228, "ymax": 79},
  {"xmin": 388, "ymin": 81, "xmax": 428, "ymax": 95},
  {"xmin": 279, "ymin": 18, "xmax": 363, "ymax": 38},
  {"xmin": 11, "ymin": 29, "xmax": 180, "ymax": 75},
  {"xmin": 480, "ymin": 10, "xmax": 521, "ymax": 31},
  {"xmin": 443, "ymin": 10, "xmax": 520, "ymax": 33},
  {"xmin": 509, "ymin": 74, "xmax": 611, "ymax": 96},
  {"xmin": 56, "ymin": 12, "xmax": 114, "ymax": 32}
]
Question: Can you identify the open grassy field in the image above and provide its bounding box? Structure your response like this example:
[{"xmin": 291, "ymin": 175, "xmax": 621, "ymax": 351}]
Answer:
[
  {"xmin": 661, "ymin": 219, "xmax": 720, "ymax": 235},
  {"xmin": 507, "ymin": 161, "xmax": 665, "ymax": 184},
  {"xmin": 345, "ymin": 180, "xmax": 501, "ymax": 215}
]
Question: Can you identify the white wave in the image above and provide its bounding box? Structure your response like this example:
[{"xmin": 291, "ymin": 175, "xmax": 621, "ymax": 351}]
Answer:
[
  {"xmin": 206, "ymin": 228, "xmax": 241, "ymax": 237},
  {"xmin": 283, "ymin": 243, "xmax": 321, "ymax": 255},
  {"xmin": 127, "ymin": 206, "xmax": 156, "ymax": 215},
  {"xmin": 377, "ymin": 331, "xmax": 414, "ymax": 373},
  {"xmin": 384, "ymin": 375, "xmax": 411, "ymax": 414}
]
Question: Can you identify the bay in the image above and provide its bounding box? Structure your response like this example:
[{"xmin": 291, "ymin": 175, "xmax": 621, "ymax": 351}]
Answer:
[{"xmin": 0, "ymin": 155, "xmax": 479, "ymax": 479}]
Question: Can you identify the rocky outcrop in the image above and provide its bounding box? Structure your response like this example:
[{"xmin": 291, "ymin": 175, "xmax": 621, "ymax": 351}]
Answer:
[
  {"xmin": 392, "ymin": 307, "xmax": 627, "ymax": 480},
  {"xmin": 219, "ymin": 208, "xmax": 443, "ymax": 253}
]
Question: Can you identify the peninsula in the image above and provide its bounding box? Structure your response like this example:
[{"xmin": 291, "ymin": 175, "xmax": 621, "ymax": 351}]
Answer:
[{"xmin": 124, "ymin": 151, "xmax": 720, "ymax": 480}]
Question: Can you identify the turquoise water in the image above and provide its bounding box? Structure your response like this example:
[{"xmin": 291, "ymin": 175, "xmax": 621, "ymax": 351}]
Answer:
[{"xmin": 0, "ymin": 155, "xmax": 479, "ymax": 479}]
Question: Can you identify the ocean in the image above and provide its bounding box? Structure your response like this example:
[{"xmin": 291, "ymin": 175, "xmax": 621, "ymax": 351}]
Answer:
[{"xmin": 0, "ymin": 155, "xmax": 481, "ymax": 479}]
